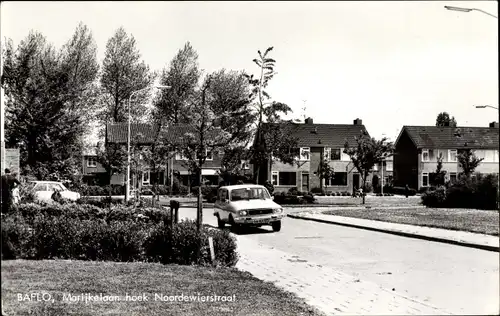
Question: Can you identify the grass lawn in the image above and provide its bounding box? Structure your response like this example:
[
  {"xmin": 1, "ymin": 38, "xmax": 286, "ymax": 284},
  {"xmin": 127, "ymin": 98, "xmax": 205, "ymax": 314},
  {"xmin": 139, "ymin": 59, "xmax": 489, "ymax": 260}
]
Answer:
[
  {"xmin": 312, "ymin": 195, "xmax": 423, "ymax": 207},
  {"xmin": 322, "ymin": 207, "xmax": 499, "ymax": 236},
  {"xmin": 1, "ymin": 260, "xmax": 324, "ymax": 316}
]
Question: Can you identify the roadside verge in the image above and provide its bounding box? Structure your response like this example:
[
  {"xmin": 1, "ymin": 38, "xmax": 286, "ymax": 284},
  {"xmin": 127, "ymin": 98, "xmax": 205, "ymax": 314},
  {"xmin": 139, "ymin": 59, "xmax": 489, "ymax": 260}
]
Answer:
[{"xmin": 287, "ymin": 213, "xmax": 499, "ymax": 252}]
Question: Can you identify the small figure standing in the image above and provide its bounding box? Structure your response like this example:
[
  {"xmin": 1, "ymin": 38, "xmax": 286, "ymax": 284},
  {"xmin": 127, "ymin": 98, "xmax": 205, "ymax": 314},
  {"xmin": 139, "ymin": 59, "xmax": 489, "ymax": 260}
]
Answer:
[{"xmin": 405, "ymin": 184, "xmax": 409, "ymax": 198}]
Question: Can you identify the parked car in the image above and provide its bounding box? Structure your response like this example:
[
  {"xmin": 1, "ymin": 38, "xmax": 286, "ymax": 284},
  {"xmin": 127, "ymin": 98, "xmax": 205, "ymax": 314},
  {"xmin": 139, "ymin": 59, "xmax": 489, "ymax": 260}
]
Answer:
[
  {"xmin": 213, "ymin": 184, "xmax": 285, "ymax": 232},
  {"xmin": 29, "ymin": 181, "xmax": 81, "ymax": 202}
]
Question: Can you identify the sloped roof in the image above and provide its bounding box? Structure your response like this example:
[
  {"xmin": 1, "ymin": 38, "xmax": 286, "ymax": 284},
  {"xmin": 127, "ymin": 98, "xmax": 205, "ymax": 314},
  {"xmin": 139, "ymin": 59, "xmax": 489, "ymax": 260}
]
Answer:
[
  {"xmin": 106, "ymin": 123, "xmax": 218, "ymax": 144},
  {"xmin": 262, "ymin": 122, "xmax": 369, "ymax": 148},
  {"xmin": 400, "ymin": 125, "xmax": 499, "ymax": 149}
]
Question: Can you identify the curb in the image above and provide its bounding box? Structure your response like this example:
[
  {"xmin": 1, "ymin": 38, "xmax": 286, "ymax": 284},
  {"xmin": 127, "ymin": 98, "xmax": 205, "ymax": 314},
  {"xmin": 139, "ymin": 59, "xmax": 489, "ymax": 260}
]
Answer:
[{"xmin": 287, "ymin": 214, "xmax": 500, "ymax": 253}]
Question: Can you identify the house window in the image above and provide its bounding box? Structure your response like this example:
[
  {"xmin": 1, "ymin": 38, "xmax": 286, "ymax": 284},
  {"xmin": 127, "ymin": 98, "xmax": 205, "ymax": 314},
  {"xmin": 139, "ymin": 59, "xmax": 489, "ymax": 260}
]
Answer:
[
  {"xmin": 386, "ymin": 161, "xmax": 393, "ymax": 172},
  {"xmin": 271, "ymin": 171, "xmax": 278, "ymax": 185},
  {"xmin": 206, "ymin": 149, "xmax": 213, "ymax": 161},
  {"xmin": 340, "ymin": 151, "xmax": 350, "ymax": 161},
  {"xmin": 324, "ymin": 148, "xmax": 331, "ymax": 161},
  {"xmin": 175, "ymin": 151, "xmax": 188, "ymax": 161},
  {"xmin": 331, "ymin": 148, "xmax": 341, "ymax": 160},
  {"xmin": 449, "ymin": 172, "xmax": 457, "ymax": 183},
  {"xmin": 422, "ymin": 149, "xmax": 430, "ymax": 162},
  {"xmin": 87, "ymin": 157, "xmax": 97, "ymax": 168},
  {"xmin": 278, "ymin": 172, "xmax": 296, "ymax": 186},
  {"xmin": 373, "ymin": 163, "xmax": 378, "ymax": 171},
  {"xmin": 241, "ymin": 160, "xmax": 250, "ymax": 170},
  {"xmin": 422, "ymin": 173, "xmax": 429, "ymax": 187},
  {"xmin": 142, "ymin": 170, "xmax": 150, "ymax": 185},
  {"xmin": 299, "ymin": 147, "xmax": 310, "ymax": 161},
  {"xmin": 327, "ymin": 172, "xmax": 347, "ymax": 186},
  {"xmin": 448, "ymin": 150, "xmax": 457, "ymax": 162}
]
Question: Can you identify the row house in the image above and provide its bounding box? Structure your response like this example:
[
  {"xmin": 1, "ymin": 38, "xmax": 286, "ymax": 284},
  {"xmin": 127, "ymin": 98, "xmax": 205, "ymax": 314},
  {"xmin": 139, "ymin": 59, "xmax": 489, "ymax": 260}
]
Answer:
[
  {"xmin": 254, "ymin": 117, "xmax": 371, "ymax": 194},
  {"xmin": 82, "ymin": 123, "xmax": 251, "ymax": 187},
  {"xmin": 393, "ymin": 122, "xmax": 499, "ymax": 190}
]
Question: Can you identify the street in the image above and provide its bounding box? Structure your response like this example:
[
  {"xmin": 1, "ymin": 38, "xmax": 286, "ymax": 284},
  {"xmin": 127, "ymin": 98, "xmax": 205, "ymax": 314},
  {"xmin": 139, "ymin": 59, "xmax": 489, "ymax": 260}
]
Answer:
[{"xmin": 178, "ymin": 207, "xmax": 499, "ymax": 315}]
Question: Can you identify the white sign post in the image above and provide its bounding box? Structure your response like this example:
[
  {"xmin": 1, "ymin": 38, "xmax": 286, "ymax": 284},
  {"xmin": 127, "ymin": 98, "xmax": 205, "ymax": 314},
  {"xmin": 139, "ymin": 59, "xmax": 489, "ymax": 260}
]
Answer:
[{"xmin": 208, "ymin": 237, "xmax": 215, "ymax": 266}]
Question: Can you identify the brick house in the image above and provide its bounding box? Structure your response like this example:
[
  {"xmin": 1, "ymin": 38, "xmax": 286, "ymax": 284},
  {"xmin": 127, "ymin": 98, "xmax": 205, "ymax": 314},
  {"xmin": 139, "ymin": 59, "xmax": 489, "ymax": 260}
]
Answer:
[
  {"xmin": 96, "ymin": 122, "xmax": 251, "ymax": 188},
  {"xmin": 393, "ymin": 122, "xmax": 499, "ymax": 190},
  {"xmin": 371, "ymin": 156, "xmax": 394, "ymax": 190},
  {"xmin": 82, "ymin": 145, "xmax": 107, "ymax": 185},
  {"xmin": 255, "ymin": 117, "xmax": 371, "ymax": 194}
]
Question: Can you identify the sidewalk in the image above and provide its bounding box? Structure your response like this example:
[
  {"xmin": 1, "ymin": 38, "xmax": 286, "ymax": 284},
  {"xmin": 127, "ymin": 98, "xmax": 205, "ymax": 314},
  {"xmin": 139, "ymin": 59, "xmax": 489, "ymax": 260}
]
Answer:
[
  {"xmin": 287, "ymin": 212, "xmax": 499, "ymax": 252},
  {"xmin": 234, "ymin": 235, "xmax": 452, "ymax": 315}
]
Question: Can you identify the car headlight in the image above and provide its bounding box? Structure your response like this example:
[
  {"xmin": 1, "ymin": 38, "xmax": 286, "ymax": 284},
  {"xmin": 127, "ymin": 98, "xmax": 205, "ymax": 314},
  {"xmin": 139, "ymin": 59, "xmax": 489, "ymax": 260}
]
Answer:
[
  {"xmin": 239, "ymin": 210, "xmax": 248, "ymax": 216},
  {"xmin": 273, "ymin": 208, "xmax": 283, "ymax": 214}
]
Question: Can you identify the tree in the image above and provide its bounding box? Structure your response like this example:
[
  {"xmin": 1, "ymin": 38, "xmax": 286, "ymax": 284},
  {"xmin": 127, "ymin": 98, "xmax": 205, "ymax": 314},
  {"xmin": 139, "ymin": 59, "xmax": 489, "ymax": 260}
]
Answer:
[
  {"xmin": 155, "ymin": 42, "xmax": 200, "ymax": 124},
  {"xmin": 245, "ymin": 47, "xmax": 296, "ymax": 183},
  {"xmin": 96, "ymin": 142, "xmax": 127, "ymax": 200},
  {"xmin": 100, "ymin": 27, "xmax": 153, "ymax": 124},
  {"xmin": 431, "ymin": 152, "xmax": 447, "ymax": 187},
  {"xmin": 2, "ymin": 25, "xmax": 99, "ymax": 179},
  {"xmin": 317, "ymin": 157, "xmax": 335, "ymax": 191},
  {"xmin": 343, "ymin": 130, "xmax": 394, "ymax": 204},
  {"xmin": 436, "ymin": 112, "xmax": 457, "ymax": 127},
  {"xmin": 457, "ymin": 149, "xmax": 484, "ymax": 179}
]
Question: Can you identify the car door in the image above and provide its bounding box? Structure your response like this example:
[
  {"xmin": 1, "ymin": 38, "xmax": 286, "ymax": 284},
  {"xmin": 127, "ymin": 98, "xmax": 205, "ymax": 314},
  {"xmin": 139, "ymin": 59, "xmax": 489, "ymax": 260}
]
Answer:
[
  {"xmin": 217, "ymin": 189, "xmax": 230, "ymax": 220},
  {"xmin": 33, "ymin": 183, "xmax": 51, "ymax": 201}
]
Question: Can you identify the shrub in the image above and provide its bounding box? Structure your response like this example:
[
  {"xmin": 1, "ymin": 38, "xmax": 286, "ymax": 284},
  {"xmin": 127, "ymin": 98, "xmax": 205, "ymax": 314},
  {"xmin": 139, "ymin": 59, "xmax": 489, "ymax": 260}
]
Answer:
[
  {"xmin": 310, "ymin": 187, "xmax": 324, "ymax": 195},
  {"xmin": 392, "ymin": 186, "xmax": 417, "ymax": 196},
  {"xmin": 144, "ymin": 220, "xmax": 238, "ymax": 267},
  {"xmin": 420, "ymin": 173, "xmax": 498, "ymax": 210},
  {"xmin": 288, "ymin": 187, "xmax": 300, "ymax": 196},
  {"xmin": 421, "ymin": 187, "xmax": 447, "ymax": 207},
  {"xmin": 364, "ymin": 183, "xmax": 373, "ymax": 193}
]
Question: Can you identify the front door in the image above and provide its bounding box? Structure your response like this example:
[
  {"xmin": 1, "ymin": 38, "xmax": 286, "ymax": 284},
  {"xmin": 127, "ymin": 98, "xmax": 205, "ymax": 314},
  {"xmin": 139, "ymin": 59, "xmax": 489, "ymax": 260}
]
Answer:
[
  {"xmin": 301, "ymin": 173, "xmax": 309, "ymax": 192},
  {"xmin": 352, "ymin": 173, "xmax": 360, "ymax": 192}
]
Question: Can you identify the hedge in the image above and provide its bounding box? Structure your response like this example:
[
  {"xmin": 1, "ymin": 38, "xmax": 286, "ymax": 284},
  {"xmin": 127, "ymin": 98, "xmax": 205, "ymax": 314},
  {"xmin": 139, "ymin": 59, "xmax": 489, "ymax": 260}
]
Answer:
[
  {"xmin": 1, "ymin": 203, "xmax": 239, "ymax": 266},
  {"xmin": 421, "ymin": 174, "xmax": 498, "ymax": 210}
]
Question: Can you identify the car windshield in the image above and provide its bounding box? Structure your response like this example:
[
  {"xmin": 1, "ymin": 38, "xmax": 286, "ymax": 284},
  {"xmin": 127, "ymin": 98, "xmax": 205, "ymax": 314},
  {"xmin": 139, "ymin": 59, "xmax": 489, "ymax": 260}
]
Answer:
[{"xmin": 230, "ymin": 187, "xmax": 270, "ymax": 201}]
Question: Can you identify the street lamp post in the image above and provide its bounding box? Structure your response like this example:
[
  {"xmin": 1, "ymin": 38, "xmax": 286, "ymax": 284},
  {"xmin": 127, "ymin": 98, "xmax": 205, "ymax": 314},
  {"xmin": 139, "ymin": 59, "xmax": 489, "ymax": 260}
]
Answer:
[
  {"xmin": 444, "ymin": 6, "xmax": 498, "ymax": 19},
  {"xmin": 125, "ymin": 85, "xmax": 170, "ymax": 203}
]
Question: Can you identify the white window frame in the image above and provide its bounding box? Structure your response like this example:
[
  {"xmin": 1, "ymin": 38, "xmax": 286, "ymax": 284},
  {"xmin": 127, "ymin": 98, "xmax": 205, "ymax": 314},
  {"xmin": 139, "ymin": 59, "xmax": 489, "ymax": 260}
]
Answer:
[
  {"xmin": 205, "ymin": 149, "xmax": 213, "ymax": 161},
  {"xmin": 386, "ymin": 161, "xmax": 393, "ymax": 172},
  {"xmin": 449, "ymin": 172, "xmax": 457, "ymax": 183},
  {"xmin": 422, "ymin": 172, "xmax": 429, "ymax": 187},
  {"xmin": 448, "ymin": 149, "xmax": 457, "ymax": 162},
  {"xmin": 142, "ymin": 170, "xmax": 150, "ymax": 185},
  {"xmin": 271, "ymin": 171, "xmax": 279, "ymax": 186},
  {"xmin": 340, "ymin": 151, "xmax": 350, "ymax": 161},
  {"xmin": 323, "ymin": 147, "xmax": 331, "ymax": 161},
  {"xmin": 422, "ymin": 149, "xmax": 430, "ymax": 162},
  {"xmin": 175, "ymin": 151, "xmax": 188, "ymax": 161},
  {"xmin": 87, "ymin": 157, "xmax": 97, "ymax": 168},
  {"xmin": 241, "ymin": 160, "xmax": 250, "ymax": 170},
  {"xmin": 299, "ymin": 147, "xmax": 310, "ymax": 161}
]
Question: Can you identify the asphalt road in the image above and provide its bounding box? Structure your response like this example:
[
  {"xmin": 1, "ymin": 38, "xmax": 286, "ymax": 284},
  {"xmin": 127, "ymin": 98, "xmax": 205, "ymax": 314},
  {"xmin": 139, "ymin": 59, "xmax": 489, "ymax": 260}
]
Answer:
[{"xmin": 178, "ymin": 207, "xmax": 499, "ymax": 315}]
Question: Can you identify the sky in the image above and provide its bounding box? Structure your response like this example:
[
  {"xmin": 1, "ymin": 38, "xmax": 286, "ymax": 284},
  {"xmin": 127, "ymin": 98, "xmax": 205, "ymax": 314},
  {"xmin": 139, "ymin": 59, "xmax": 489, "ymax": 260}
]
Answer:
[{"xmin": 1, "ymin": 1, "xmax": 498, "ymax": 142}]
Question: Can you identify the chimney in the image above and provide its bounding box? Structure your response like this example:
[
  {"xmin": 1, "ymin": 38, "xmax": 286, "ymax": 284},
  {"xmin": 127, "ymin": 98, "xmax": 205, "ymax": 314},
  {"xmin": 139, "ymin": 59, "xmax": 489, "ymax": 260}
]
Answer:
[
  {"xmin": 305, "ymin": 117, "xmax": 314, "ymax": 124},
  {"xmin": 489, "ymin": 122, "xmax": 499, "ymax": 128},
  {"xmin": 353, "ymin": 118, "xmax": 362, "ymax": 125}
]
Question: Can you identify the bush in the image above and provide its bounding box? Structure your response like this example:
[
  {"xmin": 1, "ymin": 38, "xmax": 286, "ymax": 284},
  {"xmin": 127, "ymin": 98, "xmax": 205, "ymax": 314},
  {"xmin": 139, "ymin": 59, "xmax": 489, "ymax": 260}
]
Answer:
[
  {"xmin": 1, "ymin": 206, "xmax": 238, "ymax": 266},
  {"xmin": 421, "ymin": 174, "xmax": 498, "ymax": 210},
  {"xmin": 364, "ymin": 183, "xmax": 373, "ymax": 193},
  {"xmin": 421, "ymin": 187, "xmax": 447, "ymax": 207},
  {"xmin": 288, "ymin": 187, "xmax": 300, "ymax": 196},
  {"xmin": 391, "ymin": 186, "xmax": 417, "ymax": 196},
  {"xmin": 144, "ymin": 220, "xmax": 238, "ymax": 267},
  {"xmin": 310, "ymin": 187, "xmax": 324, "ymax": 195}
]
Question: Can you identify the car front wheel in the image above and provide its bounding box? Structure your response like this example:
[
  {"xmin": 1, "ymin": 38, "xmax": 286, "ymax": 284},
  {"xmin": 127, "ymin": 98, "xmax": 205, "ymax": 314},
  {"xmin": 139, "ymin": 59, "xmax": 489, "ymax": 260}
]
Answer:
[
  {"xmin": 217, "ymin": 215, "xmax": 225, "ymax": 229},
  {"xmin": 271, "ymin": 221, "xmax": 281, "ymax": 232}
]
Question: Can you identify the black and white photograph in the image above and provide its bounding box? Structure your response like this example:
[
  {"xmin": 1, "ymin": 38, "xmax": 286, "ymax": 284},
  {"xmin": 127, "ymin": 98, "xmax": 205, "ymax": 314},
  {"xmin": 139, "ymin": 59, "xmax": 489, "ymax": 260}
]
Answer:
[{"xmin": 0, "ymin": 1, "xmax": 498, "ymax": 315}]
